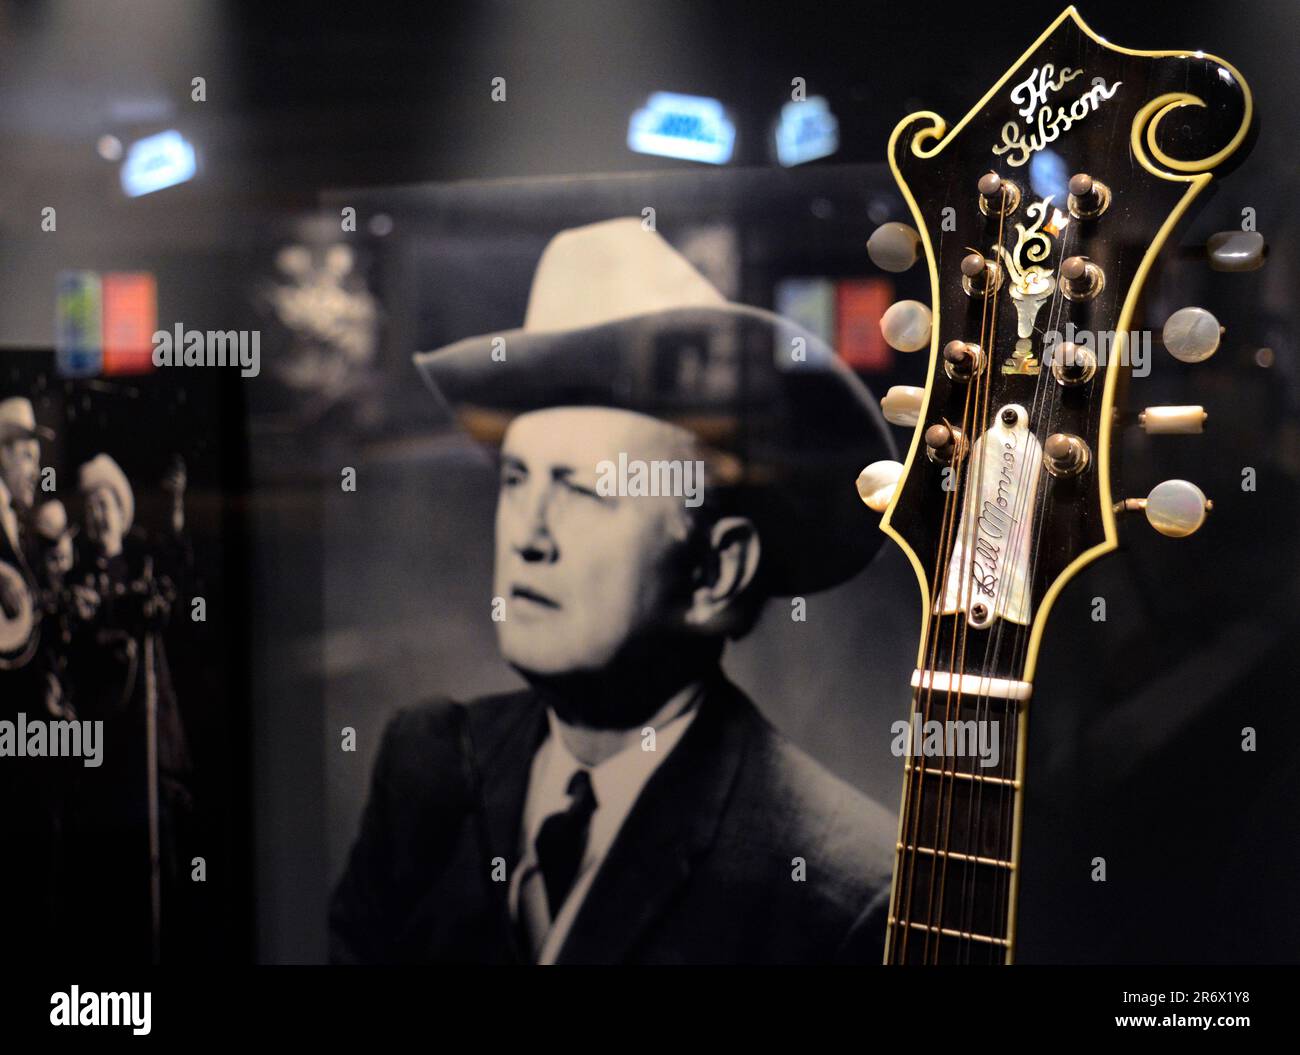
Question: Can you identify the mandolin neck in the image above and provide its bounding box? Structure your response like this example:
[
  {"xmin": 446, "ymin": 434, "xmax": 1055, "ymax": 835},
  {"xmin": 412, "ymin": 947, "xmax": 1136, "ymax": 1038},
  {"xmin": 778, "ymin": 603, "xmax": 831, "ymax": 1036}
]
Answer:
[{"xmin": 884, "ymin": 670, "xmax": 1030, "ymax": 964}]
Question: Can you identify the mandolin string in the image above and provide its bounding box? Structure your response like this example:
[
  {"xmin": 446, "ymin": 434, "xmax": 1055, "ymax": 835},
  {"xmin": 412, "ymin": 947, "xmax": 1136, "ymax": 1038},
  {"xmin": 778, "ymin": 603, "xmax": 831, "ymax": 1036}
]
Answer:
[
  {"xmin": 975, "ymin": 200, "xmax": 1081, "ymax": 960},
  {"xmin": 896, "ymin": 191, "xmax": 999, "ymax": 963},
  {"xmin": 941, "ymin": 193, "xmax": 1066, "ymax": 959},
  {"xmin": 895, "ymin": 414, "xmax": 971, "ymax": 962},
  {"xmin": 960, "ymin": 207, "xmax": 1066, "ymax": 960},
  {"xmin": 953, "ymin": 197, "xmax": 1033, "ymax": 961},
  {"xmin": 996, "ymin": 208, "xmax": 1101, "ymax": 951},
  {"xmin": 924, "ymin": 200, "xmax": 1010, "ymax": 963},
  {"xmin": 931, "ymin": 185, "xmax": 1008, "ymax": 961},
  {"xmin": 899, "ymin": 246, "xmax": 987, "ymax": 966},
  {"xmin": 970, "ymin": 208, "xmax": 1073, "ymax": 961}
]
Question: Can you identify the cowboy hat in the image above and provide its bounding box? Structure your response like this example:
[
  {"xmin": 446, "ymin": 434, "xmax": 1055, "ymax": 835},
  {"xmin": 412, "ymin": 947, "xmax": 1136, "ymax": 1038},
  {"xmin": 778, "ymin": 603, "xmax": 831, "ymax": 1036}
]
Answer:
[
  {"xmin": 0, "ymin": 397, "xmax": 55, "ymax": 443},
  {"xmin": 413, "ymin": 218, "xmax": 894, "ymax": 595},
  {"xmin": 78, "ymin": 453, "xmax": 135, "ymax": 533}
]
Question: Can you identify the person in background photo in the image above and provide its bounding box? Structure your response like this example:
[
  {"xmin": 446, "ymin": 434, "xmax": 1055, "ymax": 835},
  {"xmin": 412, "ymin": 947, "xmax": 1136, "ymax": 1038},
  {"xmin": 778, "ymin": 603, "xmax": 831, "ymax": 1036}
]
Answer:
[
  {"xmin": 331, "ymin": 218, "xmax": 900, "ymax": 965},
  {"xmin": 62, "ymin": 452, "xmax": 193, "ymax": 962},
  {"xmin": 0, "ymin": 395, "xmax": 62, "ymax": 960}
]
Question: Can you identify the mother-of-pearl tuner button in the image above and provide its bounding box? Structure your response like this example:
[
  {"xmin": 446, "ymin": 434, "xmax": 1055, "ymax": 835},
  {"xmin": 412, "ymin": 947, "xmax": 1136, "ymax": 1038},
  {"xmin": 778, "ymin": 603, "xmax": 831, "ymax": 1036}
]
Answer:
[
  {"xmin": 1163, "ymin": 307, "xmax": 1222, "ymax": 363},
  {"xmin": 1207, "ymin": 230, "xmax": 1266, "ymax": 272},
  {"xmin": 856, "ymin": 460, "xmax": 904, "ymax": 513},
  {"xmin": 1139, "ymin": 405, "xmax": 1207, "ymax": 434},
  {"xmin": 881, "ymin": 385, "xmax": 925, "ymax": 427},
  {"xmin": 1144, "ymin": 479, "xmax": 1211, "ymax": 538},
  {"xmin": 880, "ymin": 299, "xmax": 932, "ymax": 352},
  {"xmin": 867, "ymin": 222, "xmax": 922, "ymax": 272}
]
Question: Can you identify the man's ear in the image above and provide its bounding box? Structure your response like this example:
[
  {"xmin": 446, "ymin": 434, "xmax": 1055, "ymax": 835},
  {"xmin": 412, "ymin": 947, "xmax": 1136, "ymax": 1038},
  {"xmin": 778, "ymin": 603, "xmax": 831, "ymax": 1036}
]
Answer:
[{"xmin": 685, "ymin": 516, "xmax": 761, "ymax": 629}]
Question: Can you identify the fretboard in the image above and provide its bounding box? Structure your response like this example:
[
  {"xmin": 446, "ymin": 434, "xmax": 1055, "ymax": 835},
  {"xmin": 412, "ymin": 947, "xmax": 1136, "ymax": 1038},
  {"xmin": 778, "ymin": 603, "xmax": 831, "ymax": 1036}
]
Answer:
[{"xmin": 884, "ymin": 643, "xmax": 1030, "ymax": 965}]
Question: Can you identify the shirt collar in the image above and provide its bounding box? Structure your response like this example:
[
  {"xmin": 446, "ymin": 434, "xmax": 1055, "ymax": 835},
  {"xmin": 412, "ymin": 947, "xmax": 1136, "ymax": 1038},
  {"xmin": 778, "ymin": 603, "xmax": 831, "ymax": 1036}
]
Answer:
[{"xmin": 524, "ymin": 683, "xmax": 703, "ymax": 864}]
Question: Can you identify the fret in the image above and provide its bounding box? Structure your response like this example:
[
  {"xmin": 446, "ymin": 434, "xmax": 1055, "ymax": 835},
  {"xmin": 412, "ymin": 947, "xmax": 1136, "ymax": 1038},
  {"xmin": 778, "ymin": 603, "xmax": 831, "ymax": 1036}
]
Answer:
[
  {"xmin": 889, "ymin": 917, "xmax": 1010, "ymax": 947},
  {"xmin": 888, "ymin": 652, "xmax": 1026, "ymax": 962},
  {"xmin": 890, "ymin": 845, "xmax": 1014, "ymax": 944},
  {"xmin": 897, "ymin": 843, "xmax": 1015, "ymax": 869},
  {"xmin": 906, "ymin": 764, "xmax": 1018, "ymax": 862},
  {"xmin": 905, "ymin": 763, "xmax": 1019, "ymax": 788},
  {"xmin": 903, "ymin": 693, "xmax": 1020, "ymax": 782},
  {"xmin": 892, "ymin": 925, "xmax": 1007, "ymax": 965}
]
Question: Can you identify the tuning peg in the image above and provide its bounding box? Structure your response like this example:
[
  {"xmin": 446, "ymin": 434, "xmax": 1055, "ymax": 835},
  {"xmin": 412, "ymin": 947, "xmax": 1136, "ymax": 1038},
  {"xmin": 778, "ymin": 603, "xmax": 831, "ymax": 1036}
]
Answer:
[
  {"xmin": 943, "ymin": 339, "xmax": 985, "ymax": 382},
  {"xmin": 1050, "ymin": 341, "xmax": 1097, "ymax": 386},
  {"xmin": 960, "ymin": 252, "xmax": 1003, "ymax": 297},
  {"xmin": 977, "ymin": 172, "xmax": 1020, "ymax": 216},
  {"xmin": 1162, "ymin": 307, "xmax": 1222, "ymax": 363},
  {"xmin": 1115, "ymin": 479, "xmax": 1212, "ymax": 538},
  {"xmin": 1207, "ymin": 230, "xmax": 1266, "ymax": 272},
  {"xmin": 880, "ymin": 299, "xmax": 932, "ymax": 352},
  {"xmin": 924, "ymin": 422, "xmax": 964, "ymax": 465},
  {"xmin": 1060, "ymin": 255, "xmax": 1104, "ymax": 300},
  {"xmin": 1043, "ymin": 432, "xmax": 1090, "ymax": 477},
  {"xmin": 1139, "ymin": 406, "xmax": 1207, "ymax": 434},
  {"xmin": 856, "ymin": 460, "xmax": 904, "ymax": 513},
  {"xmin": 1067, "ymin": 172, "xmax": 1110, "ymax": 219},
  {"xmin": 880, "ymin": 385, "xmax": 925, "ymax": 427},
  {"xmin": 867, "ymin": 222, "xmax": 922, "ymax": 272}
]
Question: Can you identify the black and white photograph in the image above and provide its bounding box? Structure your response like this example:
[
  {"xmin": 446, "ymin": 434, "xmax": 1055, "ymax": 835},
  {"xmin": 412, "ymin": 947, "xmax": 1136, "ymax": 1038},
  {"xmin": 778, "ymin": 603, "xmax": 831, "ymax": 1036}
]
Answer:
[{"xmin": 0, "ymin": 0, "xmax": 1298, "ymax": 1042}]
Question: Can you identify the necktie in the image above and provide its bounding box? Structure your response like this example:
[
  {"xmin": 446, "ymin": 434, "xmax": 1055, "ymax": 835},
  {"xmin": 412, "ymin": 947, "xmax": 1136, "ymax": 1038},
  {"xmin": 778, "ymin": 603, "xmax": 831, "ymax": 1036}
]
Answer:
[{"xmin": 534, "ymin": 768, "xmax": 597, "ymax": 917}]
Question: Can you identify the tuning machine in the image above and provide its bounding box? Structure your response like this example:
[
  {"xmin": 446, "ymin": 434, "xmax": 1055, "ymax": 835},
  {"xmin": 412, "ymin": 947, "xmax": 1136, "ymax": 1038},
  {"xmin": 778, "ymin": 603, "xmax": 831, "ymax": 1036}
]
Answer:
[
  {"xmin": 880, "ymin": 386, "xmax": 925, "ymax": 427},
  {"xmin": 880, "ymin": 299, "xmax": 932, "ymax": 352},
  {"xmin": 1139, "ymin": 406, "xmax": 1207, "ymax": 435},
  {"xmin": 924, "ymin": 422, "xmax": 965, "ymax": 466},
  {"xmin": 1059, "ymin": 255, "xmax": 1104, "ymax": 301},
  {"xmin": 1115, "ymin": 480, "xmax": 1212, "ymax": 538},
  {"xmin": 1067, "ymin": 172, "xmax": 1111, "ymax": 219},
  {"xmin": 1207, "ymin": 230, "xmax": 1266, "ymax": 272},
  {"xmin": 943, "ymin": 340, "xmax": 985, "ymax": 383},
  {"xmin": 867, "ymin": 222, "xmax": 922, "ymax": 272},
  {"xmin": 1050, "ymin": 341, "xmax": 1097, "ymax": 386},
  {"xmin": 977, "ymin": 172, "xmax": 1020, "ymax": 217},
  {"xmin": 960, "ymin": 252, "xmax": 1003, "ymax": 297},
  {"xmin": 1163, "ymin": 307, "xmax": 1223, "ymax": 363},
  {"xmin": 856, "ymin": 460, "xmax": 904, "ymax": 513}
]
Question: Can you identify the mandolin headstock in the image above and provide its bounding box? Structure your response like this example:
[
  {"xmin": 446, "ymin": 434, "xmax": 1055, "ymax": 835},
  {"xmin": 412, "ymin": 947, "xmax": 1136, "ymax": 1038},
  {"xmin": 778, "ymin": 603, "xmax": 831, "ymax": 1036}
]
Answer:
[{"xmin": 860, "ymin": 5, "xmax": 1252, "ymax": 691}]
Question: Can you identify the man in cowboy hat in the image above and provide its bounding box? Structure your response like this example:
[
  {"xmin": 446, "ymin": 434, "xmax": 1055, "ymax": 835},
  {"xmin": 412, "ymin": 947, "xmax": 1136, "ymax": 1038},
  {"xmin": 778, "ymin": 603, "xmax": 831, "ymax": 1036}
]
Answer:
[
  {"xmin": 331, "ymin": 218, "xmax": 897, "ymax": 964},
  {"xmin": 0, "ymin": 397, "xmax": 54, "ymax": 664},
  {"xmin": 0, "ymin": 395, "xmax": 60, "ymax": 959},
  {"xmin": 59, "ymin": 452, "xmax": 192, "ymax": 961}
]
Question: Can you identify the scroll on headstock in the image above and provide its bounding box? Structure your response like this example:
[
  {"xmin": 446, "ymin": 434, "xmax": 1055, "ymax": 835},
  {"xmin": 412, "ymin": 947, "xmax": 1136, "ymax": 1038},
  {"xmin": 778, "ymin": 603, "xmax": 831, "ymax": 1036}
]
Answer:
[{"xmin": 859, "ymin": 5, "xmax": 1252, "ymax": 691}]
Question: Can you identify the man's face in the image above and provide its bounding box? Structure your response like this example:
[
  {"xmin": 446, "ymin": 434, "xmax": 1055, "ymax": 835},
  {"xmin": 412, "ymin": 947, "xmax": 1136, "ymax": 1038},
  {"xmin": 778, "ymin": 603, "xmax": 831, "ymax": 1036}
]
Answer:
[
  {"xmin": 0, "ymin": 438, "xmax": 40, "ymax": 510},
  {"xmin": 494, "ymin": 406, "xmax": 699, "ymax": 678},
  {"xmin": 43, "ymin": 534, "xmax": 73, "ymax": 578},
  {"xmin": 85, "ymin": 487, "xmax": 125, "ymax": 551}
]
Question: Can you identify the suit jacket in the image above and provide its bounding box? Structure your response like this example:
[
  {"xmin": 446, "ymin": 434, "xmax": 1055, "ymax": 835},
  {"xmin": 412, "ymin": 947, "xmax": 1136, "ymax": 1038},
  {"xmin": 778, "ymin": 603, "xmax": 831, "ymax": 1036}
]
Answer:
[{"xmin": 329, "ymin": 671, "xmax": 897, "ymax": 964}]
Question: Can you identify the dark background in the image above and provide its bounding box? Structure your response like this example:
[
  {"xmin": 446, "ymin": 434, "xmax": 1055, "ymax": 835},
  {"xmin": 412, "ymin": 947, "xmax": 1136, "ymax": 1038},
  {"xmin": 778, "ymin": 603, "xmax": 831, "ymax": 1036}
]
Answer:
[{"xmin": 0, "ymin": 0, "xmax": 1296, "ymax": 964}]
